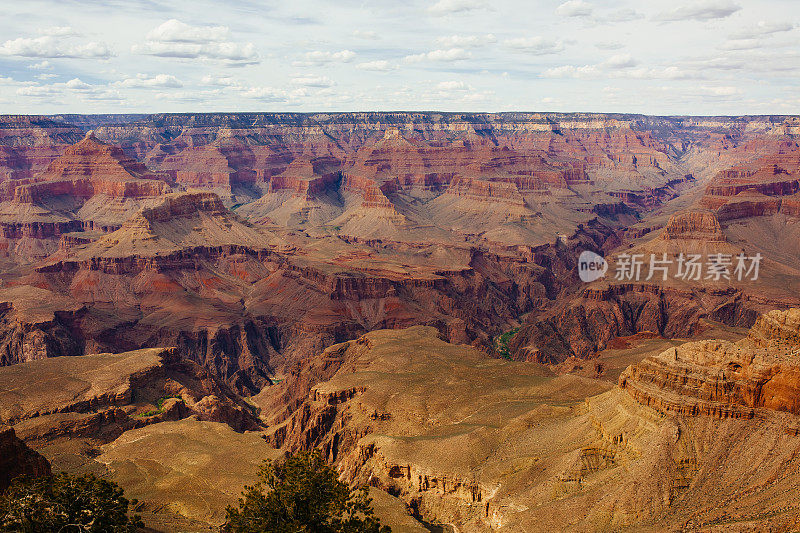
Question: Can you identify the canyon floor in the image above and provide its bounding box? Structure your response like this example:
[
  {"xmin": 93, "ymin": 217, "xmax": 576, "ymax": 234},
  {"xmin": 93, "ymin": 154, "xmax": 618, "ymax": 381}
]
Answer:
[{"xmin": 2, "ymin": 112, "xmax": 800, "ymax": 531}]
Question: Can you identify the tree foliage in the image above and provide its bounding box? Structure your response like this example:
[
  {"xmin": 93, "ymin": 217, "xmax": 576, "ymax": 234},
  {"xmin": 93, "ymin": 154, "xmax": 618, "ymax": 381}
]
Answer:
[
  {"xmin": 224, "ymin": 450, "xmax": 391, "ymax": 533},
  {"xmin": 0, "ymin": 472, "xmax": 143, "ymax": 533}
]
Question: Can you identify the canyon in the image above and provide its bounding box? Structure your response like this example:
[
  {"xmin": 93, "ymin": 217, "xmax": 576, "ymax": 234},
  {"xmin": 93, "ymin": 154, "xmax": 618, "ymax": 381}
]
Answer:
[{"xmin": 1, "ymin": 112, "xmax": 800, "ymax": 531}]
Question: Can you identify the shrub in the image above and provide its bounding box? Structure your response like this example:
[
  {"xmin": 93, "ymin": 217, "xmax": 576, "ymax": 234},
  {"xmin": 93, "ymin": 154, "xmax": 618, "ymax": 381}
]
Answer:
[
  {"xmin": 0, "ymin": 472, "xmax": 143, "ymax": 532},
  {"xmin": 224, "ymin": 450, "xmax": 391, "ymax": 533}
]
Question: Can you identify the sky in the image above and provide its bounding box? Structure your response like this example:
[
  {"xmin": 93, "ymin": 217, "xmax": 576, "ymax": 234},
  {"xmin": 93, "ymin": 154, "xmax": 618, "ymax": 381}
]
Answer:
[{"xmin": 0, "ymin": 0, "xmax": 798, "ymax": 116}]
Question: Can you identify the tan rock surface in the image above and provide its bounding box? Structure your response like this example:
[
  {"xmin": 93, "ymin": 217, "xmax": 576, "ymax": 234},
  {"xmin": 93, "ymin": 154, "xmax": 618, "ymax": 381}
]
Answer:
[{"xmin": 255, "ymin": 323, "xmax": 800, "ymax": 532}]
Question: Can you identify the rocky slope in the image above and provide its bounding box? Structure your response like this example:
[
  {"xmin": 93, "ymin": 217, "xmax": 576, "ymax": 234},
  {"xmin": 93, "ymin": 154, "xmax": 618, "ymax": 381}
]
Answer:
[
  {"xmin": 252, "ymin": 314, "xmax": 800, "ymax": 531},
  {"xmin": 0, "ymin": 346, "xmax": 262, "ymax": 453}
]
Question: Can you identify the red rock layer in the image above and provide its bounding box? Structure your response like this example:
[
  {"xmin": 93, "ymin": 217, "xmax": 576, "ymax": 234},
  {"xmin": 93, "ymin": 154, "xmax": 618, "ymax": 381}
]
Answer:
[
  {"xmin": 267, "ymin": 156, "xmax": 341, "ymax": 197},
  {"xmin": 661, "ymin": 211, "xmax": 726, "ymax": 241},
  {"xmin": 7, "ymin": 133, "xmax": 169, "ymax": 203},
  {"xmin": 620, "ymin": 308, "xmax": 800, "ymax": 419}
]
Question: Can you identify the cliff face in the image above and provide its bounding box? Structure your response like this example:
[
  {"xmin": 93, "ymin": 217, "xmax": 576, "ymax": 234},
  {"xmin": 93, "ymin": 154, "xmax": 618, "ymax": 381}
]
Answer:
[
  {"xmin": 700, "ymin": 146, "xmax": 800, "ymax": 221},
  {"xmin": 620, "ymin": 308, "xmax": 800, "ymax": 418},
  {"xmin": 0, "ymin": 425, "xmax": 51, "ymax": 492},
  {"xmin": 661, "ymin": 211, "xmax": 726, "ymax": 241},
  {"xmin": 509, "ymin": 283, "xmax": 767, "ymax": 364}
]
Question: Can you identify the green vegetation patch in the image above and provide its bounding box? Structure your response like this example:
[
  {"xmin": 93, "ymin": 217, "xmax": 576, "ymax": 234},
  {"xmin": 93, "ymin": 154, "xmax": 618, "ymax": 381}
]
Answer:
[
  {"xmin": 495, "ymin": 328, "xmax": 520, "ymax": 360},
  {"xmin": 136, "ymin": 394, "xmax": 183, "ymax": 418}
]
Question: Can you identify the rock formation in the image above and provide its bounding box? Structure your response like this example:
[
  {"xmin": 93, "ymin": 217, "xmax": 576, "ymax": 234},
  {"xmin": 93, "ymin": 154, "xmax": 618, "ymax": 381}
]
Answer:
[
  {"xmin": 0, "ymin": 424, "xmax": 50, "ymax": 492},
  {"xmin": 620, "ymin": 308, "xmax": 800, "ymax": 418},
  {"xmin": 0, "ymin": 346, "xmax": 262, "ymax": 451},
  {"xmin": 251, "ymin": 319, "xmax": 800, "ymax": 531}
]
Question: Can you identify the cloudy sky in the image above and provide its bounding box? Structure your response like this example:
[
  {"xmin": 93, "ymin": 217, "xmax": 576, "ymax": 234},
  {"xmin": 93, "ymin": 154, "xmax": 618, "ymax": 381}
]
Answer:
[{"xmin": 0, "ymin": 0, "xmax": 798, "ymax": 115}]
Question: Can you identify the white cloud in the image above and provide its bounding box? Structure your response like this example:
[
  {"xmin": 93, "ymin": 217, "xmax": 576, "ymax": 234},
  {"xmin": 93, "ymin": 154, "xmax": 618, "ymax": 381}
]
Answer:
[
  {"xmin": 555, "ymin": 1, "xmax": 593, "ymax": 18},
  {"xmin": 542, "ymin": 65, "xmax": 601, "ymax": 79},
  {"xmin": 655, "ymin": 1, "xmax": 742, "ymax": 22},
  {"xmin": 404, "ymin": 48, "xmax": 471, "ymax": 62},
  {"xmin": 355, "ymin": 60, "xmax": 397, "ymax": 71},
  {"xmin": 503, "ymin": 37, "xmax": 565, "ymax": 55},
  {"xmin": 133, "ymin": 41, "xmax": 258, "ymax": 64},
  {"xmin": 543, "ymin": 63, "xmax": 700, "ymax": 80},
  {"xmin": 352, "ymin": 30, "xmax": 378, "ymax": 40},
  {"xmin": 135, "ymin": 20, "xmax": 258, "ymax": 65},
  {"xmin": 291, "ymin": 75, "xmax": 335, "ymax": 87},
  {"xmin": 16, "ymin": 85, "xmax": 60, "ymax": 97},
  {"xmin": 428, "ymin": 0, "xmax": 489, "ymax": 16},
  {"xmin": 293, "ymin": 50, "xmax": 355, "ymax": 66},
  {"xmin": 699, "ymin": 85, "xmax": 741, "ymax": 96},
  {"xmin": 436, "ymin": 80, "xmax": 469, "ymax": 91},
  {"xmin": 604, "ymin": 54, "xmax": 638, "ymax": 68},
  {"xmin": 65, "ymin": 78, "xmax": 92, "ymax": 90},
  {"xmin": 201, "ymin": 75, "xmax": 240, "ymax": 86},
  {"xmin": 719, "ymin": 39, "xmax": 766, "ymax": 50},
  {"xmin": 239, "ymin": 86, "xmax": 288, "ymax": 102},
  {"xmin": 115, "ymin": 73, "xmax": 183, "ymax": 88},
  {"xmin": 28, "ymin": 60, "xmax": 52, "ymax": 70},
  {"xmin": 435, "ymin": 34, "xmax": 496, "ymax": 48},
  {"xmin": 605, "ymin": 9, "xmax": 643, "ymax": 22},
  {"xmin": 0, "ymin": 36, "xmax": 113, "ymax": 59},
  {"xmin": 729, "ymin": 21, "xmax": 794, "ymax": 39},
  {"xmin": 596, "ymin": 41, "xmax": 624, "ymax": 50},
  {"xmin": 38, "ymin": 26, "xmax": 80, "ymax": 37},
  {"xmin": 146, "ymin": 19, "xmax": 229, "ymax": 43}
]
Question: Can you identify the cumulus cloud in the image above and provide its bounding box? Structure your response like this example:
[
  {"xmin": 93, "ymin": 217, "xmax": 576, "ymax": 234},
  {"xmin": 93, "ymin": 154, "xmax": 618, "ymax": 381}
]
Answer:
[
  {"xmin": 291, "ymin": 75, "xmax": 335, "ymax": 88},
  {"xmin": 28, "ymin": 60, "xmax": 53, "ymax": 70},
  {"xmin": 603, "ymin": 54, "xmax": 638, "ymax": 68},
  {"xmin": 436, "ymin": 80, "xmax": 469, "ymax": 91},
  {"xmin": 115, "ymin": 73, "xmax": 183, "ymax": 88},
  {"xmin": 542, "ymin": 65, "xmax": 601, "ymax": 79},
  {"xmin": 293, "ymin": 50, "xmax": 355, "ymax": 66},
  {"xmin": 555, "ymin": 1, "xmax": 593, "ymax": 18},
  {"xmin": 65, "ymin": 78, "xmax": 92, "ymax": 90},
  {"xmin": 0, "ymin": 35, "xmax": 113, "ymax": 59},
  {"xmin": 146, "ymin": 19, "xmax": 229, "ymax": 43},
  {"xmin": 655, "ymin": 1, "xmax": 741, "ymax": 22},
  {"xmin": 503, "ymin": 37, "xmax": 565, "ymax": 55},
  {"xmin": 403, "ymin": 48, "xmax": 471, "ymax": 62},
  {"xmin": 428, "ymin": 0, "xmax": 489, "ymax": 16},
  {"xmin": 355, "ymin": 60, "xmax": 397, "ymax": 71},
  {"xmin": 201, "ymin": 75, "xmax": 241, "ymax": 86},
  {"xmin": 435, "ymin": 34, "xmax": 496, "ymax": 48},
  {"xmin": 134, "ymin": 20, "xmax": 258, "ymax": 65}
]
